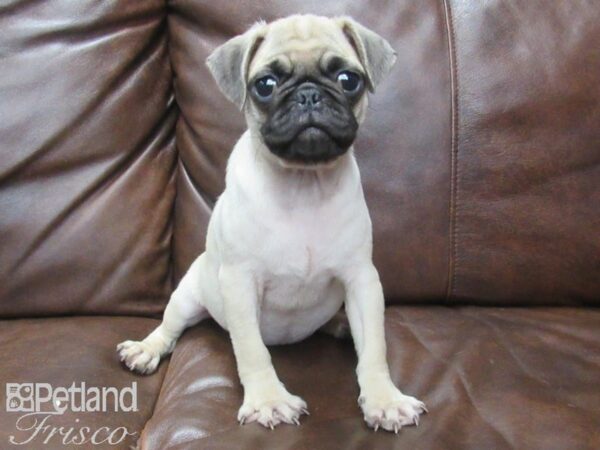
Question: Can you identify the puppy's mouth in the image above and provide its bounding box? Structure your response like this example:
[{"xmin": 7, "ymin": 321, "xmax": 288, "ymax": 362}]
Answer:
[
  {"xmin": 262, "ymin": 120, "xmax": 357, "ymax": 165},
  {"xmin": 296, "ymin": 125, "xmax": 330, "ymax": 142}
]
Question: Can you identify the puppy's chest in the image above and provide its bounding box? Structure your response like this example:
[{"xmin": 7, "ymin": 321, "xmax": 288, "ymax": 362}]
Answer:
[
  {"xmin": 258, "ymin": 214, "xmax": 347, "ymax": 336},
  {"xmin": 257, "ymin": 209, "xmax": 350, "ymax": 279}
]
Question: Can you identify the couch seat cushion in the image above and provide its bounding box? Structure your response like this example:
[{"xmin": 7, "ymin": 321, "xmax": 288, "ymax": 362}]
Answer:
[
  {"xmin": 0, "ymin": 316, "xmax": 168, "ymax": 449},
  {"xmin": 140, "ymin": 306, "xmax": 600, "ymax": 449}
]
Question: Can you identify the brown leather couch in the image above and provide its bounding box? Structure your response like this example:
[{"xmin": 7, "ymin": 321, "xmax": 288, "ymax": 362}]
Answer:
[{"xmin": 1, "ymin": 1, "xmax": 599, "ymax": 449}]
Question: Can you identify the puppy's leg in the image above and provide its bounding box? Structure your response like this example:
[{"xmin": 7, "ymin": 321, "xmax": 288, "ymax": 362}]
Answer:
[
  {"xmin": 343, "ymin": 263, "xmax": 427, "ymax": 433},
  {"xmin": 117, "ymin": 254, "xmax": 209, "ymax": 374},
  {"xmin": 219, "ymin": 265, "xmax": 308, "ymax": 428}
]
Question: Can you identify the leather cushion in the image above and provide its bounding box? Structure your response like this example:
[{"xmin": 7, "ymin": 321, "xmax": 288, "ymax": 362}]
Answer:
[
  {"xmin": 140, "ymin": 306, "xmax": 600, "ymax": 449},
  {"xmin": 0, "ymin": 316, "xmax": 168, "ymax": 449}
]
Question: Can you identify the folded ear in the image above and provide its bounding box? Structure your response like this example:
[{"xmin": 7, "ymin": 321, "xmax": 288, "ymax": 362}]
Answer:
[
  {"xmin": 206, "ymin": 21, "xmax": 267, "ymax": 109},
  {"xmin": 336, "ymin": 17, "xmax": 397, "ymax": 92}
]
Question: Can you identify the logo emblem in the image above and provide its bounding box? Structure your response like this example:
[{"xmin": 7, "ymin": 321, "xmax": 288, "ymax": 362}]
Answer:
[{"xmin": 5, "ymin": 383, "xmax": 34, "ymax": 412}]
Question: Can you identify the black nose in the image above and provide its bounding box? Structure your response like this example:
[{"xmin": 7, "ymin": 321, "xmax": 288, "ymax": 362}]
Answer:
[{"xmin": 295, "ymin": 85, "xmax": 322, "ymax": 108}]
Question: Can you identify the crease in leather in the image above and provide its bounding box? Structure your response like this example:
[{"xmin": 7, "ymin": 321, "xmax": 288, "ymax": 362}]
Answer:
[
  {"xmin": 0, "ymin": 0, "xmax": 43, "ymax": 17},
  {"xmin": 85, "ymin": 121, "xmax": 177, "ymax": 310},
  {"xmin": 453, "ymin": 368, "xmax": 515, "ymax": 449},
  {"xmin": 178, "ymin": 156, "xmax": 217, "ymax": 212},
  {"xmin": 0, "ymin": 11, "xmax": 167, "ymax": 184},
  {"xmin": 423, "ymin": 315, "xmax": 517, "ymax": 447},
  {"xmin": 441, "ymin": 0, "xmax": 459, "ymax": 302},
  {"xmin": 7, "ymin": 27, "xmax": 170, "ymax": 274},
  {"xmin": 454, "ymin": 308, "xmax": 600, "ymax": 439},
  {"xmin": 457, "ymin": 309, "xmax": 554, "ymax": 388},
  {"xmin": 390, "ymin": 310, "xmax": 454, "ymax": 367},
  {"xmin": 460, "ymin": 308, "xmax": 600, "ymax": 389},
  {"xmin": 167, "ymin": 0, "xmax": 240, "ymax": 39},
  {"xmin": 164, "ymin": 161, "xmax": 179, "ymax": 295},
  {"xmin": 162, "ymin": 0, "xmax": 180, "ymax": 299},
  {"xmin": 177, "ymin": 116, "xmax": 220, "ymax": 208},
  {"xmin": 388, "ymin": 310, "xmax": 514, "ymax": 447},
  {"xmin": 172, "ymin": 40, "xmax": 225, "ymax": 210},
  {"xmin": 13, "ymin": 5, "xmax": 164, "ymax": 50}
]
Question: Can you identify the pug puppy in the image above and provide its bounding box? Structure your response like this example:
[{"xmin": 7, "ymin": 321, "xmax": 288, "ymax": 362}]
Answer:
[{"xmin": 117, "ymin": 14, "xmax": 426, "ymax": 433}]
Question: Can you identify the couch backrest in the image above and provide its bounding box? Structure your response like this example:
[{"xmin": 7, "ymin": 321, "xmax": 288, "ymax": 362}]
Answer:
[
  {"xmin": 0, "ymin": 0, "xmax": 174, "ymax": 317},
  {"xmin": 444, "ymin": 0, "xmax": 600, "ymax": 304},
  {"xmin": 169, "ymin": 0, "xmax": 600, "ymax": 306},
  {"xmin": 1, "ymin": 0, "xmax": 599, "ymax": 318}
]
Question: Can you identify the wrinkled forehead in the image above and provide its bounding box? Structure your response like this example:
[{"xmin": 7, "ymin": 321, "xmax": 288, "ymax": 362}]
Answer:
[{"xmin": 248, "ymin": 16, "xmax": 361, "ymax": 78}]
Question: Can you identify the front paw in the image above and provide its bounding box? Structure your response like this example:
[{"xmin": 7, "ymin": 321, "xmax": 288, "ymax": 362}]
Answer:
[
  {"xmin": 116, "ymin": 340, "xmax": 160, "ymax": 375},
  {"xmin": 359, "ymin": 383, "xmax": 427, "ymax": 433},
  {"xmin": 238, "ymin": 382, "xmax": 308, "ymax": 429}
]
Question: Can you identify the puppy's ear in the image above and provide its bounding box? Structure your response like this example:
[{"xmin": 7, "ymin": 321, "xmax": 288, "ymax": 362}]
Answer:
[
  {"xmin": 206, "ymin": 21, "xmax": 267, "ymax": 109},
  {"xmin": 336, "ymin": 17, "xmax": 397, "ymax": 92}
]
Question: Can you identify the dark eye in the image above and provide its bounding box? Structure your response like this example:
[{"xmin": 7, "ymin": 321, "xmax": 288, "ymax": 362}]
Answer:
[
  {"xmin": 337, "ymin": 71, "xmax": 362, "ymax": 93},
  {"xmin": 254, "ymin": 75, "xmax": 277, "ymax": 99}
]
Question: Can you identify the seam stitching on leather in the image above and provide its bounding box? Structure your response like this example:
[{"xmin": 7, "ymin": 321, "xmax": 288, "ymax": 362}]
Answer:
[{"xmin": 442, "ymin": 0, "xmax": 459, "ymax": 301}]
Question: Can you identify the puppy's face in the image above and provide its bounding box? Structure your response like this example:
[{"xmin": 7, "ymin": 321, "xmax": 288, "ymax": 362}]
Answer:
[{"xmin": 207, "ymin": 15, "xmax": 396, "ymax": 167}]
